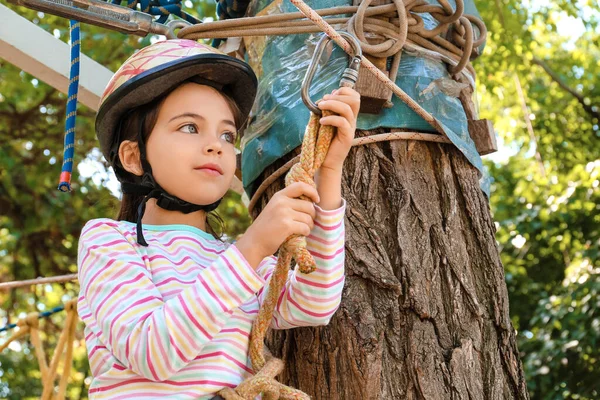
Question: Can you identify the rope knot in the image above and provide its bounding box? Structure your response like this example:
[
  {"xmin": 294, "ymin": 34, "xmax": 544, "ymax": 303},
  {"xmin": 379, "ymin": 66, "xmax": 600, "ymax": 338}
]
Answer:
[
  {"xmin": 65, "ymin": 299, "xmax": 78, "ymax": 312},
  {"xmin": 18, "ymin": 313, "xmax": 40, "ymax": 329},
  {"xmin": 347, "ymin": 0, "xmax": 408, "ymax": 59},
  {"xmin": 283, "ymin": 235, "xmax": 316, "ymax": 274}
]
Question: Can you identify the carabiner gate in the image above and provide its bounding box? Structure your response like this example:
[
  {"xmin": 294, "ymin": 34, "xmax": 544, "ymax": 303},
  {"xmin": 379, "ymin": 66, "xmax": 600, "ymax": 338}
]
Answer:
[{"xmin": 301, "ymin": 31, "xmax": 362, "ymax": 115}]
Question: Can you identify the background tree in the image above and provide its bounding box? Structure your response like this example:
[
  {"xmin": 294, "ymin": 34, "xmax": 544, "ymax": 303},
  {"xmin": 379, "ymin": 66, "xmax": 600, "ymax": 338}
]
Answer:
[
  {"xmin": 0, "ymin": 0, "xmax": 598, "ymax": 398},
  {"xmin": 476, "ymin": 1, "xmax": 599, "ymax": 398}
]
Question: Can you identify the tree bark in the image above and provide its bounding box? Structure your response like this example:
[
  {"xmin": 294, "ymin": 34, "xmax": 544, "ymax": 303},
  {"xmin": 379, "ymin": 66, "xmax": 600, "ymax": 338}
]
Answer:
[{"xmin": 250, "ymin": 131, "xmax": 529, "ymax": 399}]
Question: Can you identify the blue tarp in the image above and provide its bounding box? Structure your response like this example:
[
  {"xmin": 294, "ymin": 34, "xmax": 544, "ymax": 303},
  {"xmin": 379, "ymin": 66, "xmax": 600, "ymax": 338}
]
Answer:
[{"xmin": 241, "ymin": 0, "xmax": 489, "ymax": 197}]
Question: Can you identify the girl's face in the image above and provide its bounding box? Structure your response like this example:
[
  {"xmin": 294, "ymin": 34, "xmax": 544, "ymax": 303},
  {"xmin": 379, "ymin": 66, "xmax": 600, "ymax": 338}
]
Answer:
[{"xmin": 145, "ymin": 83, "xmax": 238, "ymax": 206}]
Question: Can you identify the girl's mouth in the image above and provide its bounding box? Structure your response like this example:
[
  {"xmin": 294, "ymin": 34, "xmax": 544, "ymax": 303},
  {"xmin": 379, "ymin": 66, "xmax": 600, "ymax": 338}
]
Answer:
[{"xmin": 194, "ymin": 163, "xmax": 223, "ymax": 176}]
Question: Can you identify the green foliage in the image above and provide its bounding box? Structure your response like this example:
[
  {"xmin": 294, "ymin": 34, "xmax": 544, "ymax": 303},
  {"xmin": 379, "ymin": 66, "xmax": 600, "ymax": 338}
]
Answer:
[{"xmin": 475, "ymin": 0, "xmax": 599, "ymax": 398}]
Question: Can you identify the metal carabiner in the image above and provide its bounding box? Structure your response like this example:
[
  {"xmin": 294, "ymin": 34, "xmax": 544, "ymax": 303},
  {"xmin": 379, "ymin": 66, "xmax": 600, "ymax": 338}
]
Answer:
[
  {"xmin": 7, "ymin": 0, "xmax": 189, "ymax": 38},
  {"xmin": 301, "ymin": 31, "xmax": 362, "ymax": 115}
]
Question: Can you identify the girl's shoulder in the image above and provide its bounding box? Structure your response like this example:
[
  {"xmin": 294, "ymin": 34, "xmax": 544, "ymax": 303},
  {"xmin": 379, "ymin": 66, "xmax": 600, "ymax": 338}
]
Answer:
[{"xmin": 79, "ymin": 218, "xmax": 129, "ymax": 241}]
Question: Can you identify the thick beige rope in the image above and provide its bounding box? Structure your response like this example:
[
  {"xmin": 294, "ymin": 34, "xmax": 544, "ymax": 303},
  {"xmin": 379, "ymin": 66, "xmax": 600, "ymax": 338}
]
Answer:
[{"xmin": 219, "ymin": 111, "xmax": 340, "ymax": 399}]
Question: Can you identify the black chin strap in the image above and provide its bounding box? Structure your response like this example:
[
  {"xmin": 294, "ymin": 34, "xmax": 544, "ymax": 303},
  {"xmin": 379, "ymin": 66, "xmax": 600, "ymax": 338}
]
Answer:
[
  {"xmin": 122, "ymin": 180, "xmax": 221, "ymax": 246},
  {"xmin": 119, "ymin": 110, "xmax": 222, "ymax": 247}
]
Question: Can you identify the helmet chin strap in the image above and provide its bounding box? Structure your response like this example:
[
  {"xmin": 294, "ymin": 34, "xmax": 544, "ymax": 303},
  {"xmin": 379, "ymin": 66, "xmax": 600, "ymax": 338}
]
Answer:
[{"xmin": 119, "ymin": 110, "xmax": 222, "ymax": 246}]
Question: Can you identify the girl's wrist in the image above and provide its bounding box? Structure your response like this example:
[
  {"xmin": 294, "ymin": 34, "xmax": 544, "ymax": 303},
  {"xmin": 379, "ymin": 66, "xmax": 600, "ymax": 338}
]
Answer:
[
  {"xmin": 317, "ymin": 165, "xmax": 343, "ymax": 178},
  {"xmin": 235, "ymin": 233, "xmax": 267, "ymax": 270},
  {"xmin": 315, "ymin": 167, "xmax": 343, "ymax": 210}
]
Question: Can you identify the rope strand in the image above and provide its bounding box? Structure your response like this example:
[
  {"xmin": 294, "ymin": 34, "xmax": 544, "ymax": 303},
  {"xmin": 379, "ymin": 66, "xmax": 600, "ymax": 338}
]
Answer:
[
  {"xmin": 247, "ymin": 130, "xmax": 452, "ymax": 214},
  {"xmin": 219, "ymin": 107, "xmax": 340, "ymax": 399},
  {"xmin": 0, "ymin": 274, "xmax": 78, "ymax": 291}
]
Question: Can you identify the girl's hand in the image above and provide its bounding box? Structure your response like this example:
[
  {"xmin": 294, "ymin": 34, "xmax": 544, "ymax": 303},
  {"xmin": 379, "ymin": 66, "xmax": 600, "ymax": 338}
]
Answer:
[
  {"xmin": 235, "ymin": 182, "xmax": 320, "ymax": 269},
  {"xmin": 317, "ymin": 87, "xmax": 360, "ymax": 173}
]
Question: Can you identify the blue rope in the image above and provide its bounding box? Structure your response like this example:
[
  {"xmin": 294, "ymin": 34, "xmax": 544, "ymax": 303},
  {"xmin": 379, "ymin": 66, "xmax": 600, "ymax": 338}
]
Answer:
[
  {"xmin": 57, "ymin": 20, "xmax": 80, "ymax": 192},
  {"xmin": 0, "ymin": 305, "xmax": 66, "ymax": 334},
  {"xmin": 212, "ymin": 0, "xmax": 252, "ymax": 47},
  {"xmin": 112, "ymin": 0, "xmax": 201, "ymax": 24},
  {"xmin": 215, "ymin": 0, "xmax": 251, "ymax": 20}
]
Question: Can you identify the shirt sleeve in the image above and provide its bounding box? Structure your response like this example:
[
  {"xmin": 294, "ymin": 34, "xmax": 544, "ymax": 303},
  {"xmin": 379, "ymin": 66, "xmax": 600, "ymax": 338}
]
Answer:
[
  {"xmin": 255, "ymin": 199, "xmax": 346, "ymax": 329},
  {"xmin": 77, "ymin": 220, "xmax": 265, "ymax": 382}
]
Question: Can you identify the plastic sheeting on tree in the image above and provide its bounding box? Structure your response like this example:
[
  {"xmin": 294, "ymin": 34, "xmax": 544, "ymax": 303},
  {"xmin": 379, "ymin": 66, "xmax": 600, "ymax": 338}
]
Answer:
[{"xmin": 241, "ymin": 0, "xmax": 489, "ymax": 197}]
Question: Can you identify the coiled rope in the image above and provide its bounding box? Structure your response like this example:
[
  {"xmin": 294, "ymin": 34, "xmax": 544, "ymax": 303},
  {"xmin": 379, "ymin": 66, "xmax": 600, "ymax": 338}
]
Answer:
[{"xmin": 178, "ymin": 0, "xmax": 486, "ymax": 86}]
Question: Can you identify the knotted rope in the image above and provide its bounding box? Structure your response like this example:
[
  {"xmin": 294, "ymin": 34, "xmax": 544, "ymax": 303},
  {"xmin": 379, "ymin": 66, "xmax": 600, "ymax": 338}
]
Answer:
[
  {"xmin": 0, "ymin": 299, "xmax": 79, "ymax": 400},
  {"xmin": 218, "ymin": 101, "xmax": 339, "ymax": 399}
]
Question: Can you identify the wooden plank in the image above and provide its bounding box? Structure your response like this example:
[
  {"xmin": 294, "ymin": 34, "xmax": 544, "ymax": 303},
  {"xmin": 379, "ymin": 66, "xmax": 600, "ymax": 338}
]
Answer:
[
  {"xmin": 355, "ymin": 62, "xmax": 392, "ymax": 114},
  {"xmin": 352, "ymin": 0, "xmax": 393, "ymax": 114},
  {"xmin": 0, "ymin": 3, "xmax": 111, "ymax": 111},
  {"xmin": 468, "ymin": 119, "xmax": 497, "ymax": 155},
  {"xmin": 457, "ymin": 75, "xmax": 498, "ymax": 155}
]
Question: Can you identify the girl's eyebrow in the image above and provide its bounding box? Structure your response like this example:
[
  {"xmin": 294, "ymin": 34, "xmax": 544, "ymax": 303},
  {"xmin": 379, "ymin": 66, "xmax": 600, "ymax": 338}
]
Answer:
[{"xmin": 168, "ymin": 112, "xmax": 235, "ymax": 127}]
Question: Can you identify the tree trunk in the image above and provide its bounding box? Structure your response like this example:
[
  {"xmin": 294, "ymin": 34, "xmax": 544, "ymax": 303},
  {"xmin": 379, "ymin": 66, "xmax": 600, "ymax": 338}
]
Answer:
[{"xmin": 250, "ymin": 130, "xmax": 529, "ymax": 399}]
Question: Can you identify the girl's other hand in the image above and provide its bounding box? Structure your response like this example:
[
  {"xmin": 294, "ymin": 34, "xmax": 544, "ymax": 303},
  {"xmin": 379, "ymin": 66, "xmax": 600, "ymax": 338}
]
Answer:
[
  {"xmin": 317, "ymin": 87, "xmax": 360, "ymax": 173},
  {"xmin": 235, "ymin": 182, "xmax": 319, "ymax": 269}
]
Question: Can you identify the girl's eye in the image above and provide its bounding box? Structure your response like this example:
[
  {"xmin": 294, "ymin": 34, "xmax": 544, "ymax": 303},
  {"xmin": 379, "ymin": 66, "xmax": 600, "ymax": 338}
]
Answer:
[
  {"xmin": 220, "ymin": 131, "xmax": 236, "ymax": 144},
  {"xmin": 180, "ymin": 124, "xmax": 198, "ymax": 134}
]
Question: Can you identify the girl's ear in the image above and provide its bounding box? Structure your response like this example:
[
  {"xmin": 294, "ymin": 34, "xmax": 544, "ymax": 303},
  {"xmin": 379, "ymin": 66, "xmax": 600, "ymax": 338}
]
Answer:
[{"xmin": 118, "ymin": 140, "xmax": 144, "ymax": 176}]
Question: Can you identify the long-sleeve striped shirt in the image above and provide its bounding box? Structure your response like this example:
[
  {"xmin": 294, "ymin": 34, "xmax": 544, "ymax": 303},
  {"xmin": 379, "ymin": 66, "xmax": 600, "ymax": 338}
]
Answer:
[{"xmin": 77, "ymin": 200, "xmax": 346, "ymax": 399}]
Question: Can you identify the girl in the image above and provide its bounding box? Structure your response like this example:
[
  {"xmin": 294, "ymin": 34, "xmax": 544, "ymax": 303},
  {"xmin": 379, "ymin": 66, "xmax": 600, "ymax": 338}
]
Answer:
[{"xmin": 77, "ymin": 39, "xmax": 359, "ymax": 399}]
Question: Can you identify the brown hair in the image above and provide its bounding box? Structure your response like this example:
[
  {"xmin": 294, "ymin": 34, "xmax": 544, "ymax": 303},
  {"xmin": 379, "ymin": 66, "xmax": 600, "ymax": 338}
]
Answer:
[{"xmin": 113, "ymin": 82, "xmax": 244, "ymax": 240}]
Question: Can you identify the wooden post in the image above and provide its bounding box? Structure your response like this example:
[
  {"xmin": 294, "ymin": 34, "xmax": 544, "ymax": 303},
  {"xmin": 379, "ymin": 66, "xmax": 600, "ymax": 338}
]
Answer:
[
  {"xmin": 458, "ymin": 75, "xmax": 498, "ymax": 155},
  {"xmin": 468, "ymin": 119, "xmax": 497, "ymax": 155},
  {"xmin": 353, "ymin": 0, "xmax": 393, "ymax": 114}
]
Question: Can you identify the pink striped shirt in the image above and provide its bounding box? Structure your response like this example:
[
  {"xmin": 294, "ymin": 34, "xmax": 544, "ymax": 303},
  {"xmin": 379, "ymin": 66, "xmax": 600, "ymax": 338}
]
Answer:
[{"xmin": 77, "ymin": 201, "xmax": 346, "ymax": 399}]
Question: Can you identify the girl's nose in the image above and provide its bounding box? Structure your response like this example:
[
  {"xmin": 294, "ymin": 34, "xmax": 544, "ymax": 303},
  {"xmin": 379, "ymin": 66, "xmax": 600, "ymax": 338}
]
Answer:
[{"xmin": 203, "ymin": 135, "xmax": 223, "ymax": 155}]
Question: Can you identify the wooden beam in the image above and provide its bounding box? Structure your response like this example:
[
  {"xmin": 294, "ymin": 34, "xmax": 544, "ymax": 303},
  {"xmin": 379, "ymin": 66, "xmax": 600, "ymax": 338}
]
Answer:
[
  {"xmin": 0, "ymin": 3, "xmax": 111, "ymax": 111},
  {"xmin": 467, "ymin": 119, "xmax": 497, "ymax": 155}
]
